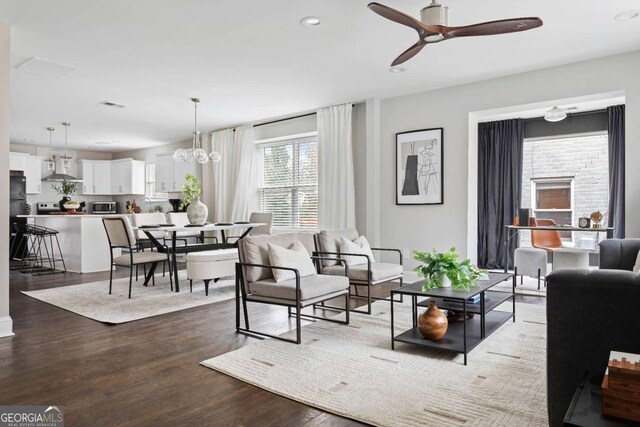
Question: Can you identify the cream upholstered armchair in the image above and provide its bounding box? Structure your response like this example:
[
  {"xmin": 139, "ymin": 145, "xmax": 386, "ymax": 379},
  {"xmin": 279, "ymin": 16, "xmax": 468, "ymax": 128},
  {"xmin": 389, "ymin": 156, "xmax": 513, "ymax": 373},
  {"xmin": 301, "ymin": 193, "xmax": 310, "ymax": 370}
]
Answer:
[
  {"xmin": 314, "ymin": 229, "xmax": 403, "ymax": 314},
  {"xmin": 236, "ymin": 232, "xmax": 350, "ymax": 344}
]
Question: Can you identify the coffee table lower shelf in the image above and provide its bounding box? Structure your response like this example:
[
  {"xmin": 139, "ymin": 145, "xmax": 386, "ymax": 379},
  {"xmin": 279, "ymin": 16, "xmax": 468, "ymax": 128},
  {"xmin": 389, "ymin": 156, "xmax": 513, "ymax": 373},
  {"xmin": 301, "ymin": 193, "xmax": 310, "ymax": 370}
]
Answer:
[{"xmin": 392, "ymin": 310, "xmax": 513, "ymax": 361}]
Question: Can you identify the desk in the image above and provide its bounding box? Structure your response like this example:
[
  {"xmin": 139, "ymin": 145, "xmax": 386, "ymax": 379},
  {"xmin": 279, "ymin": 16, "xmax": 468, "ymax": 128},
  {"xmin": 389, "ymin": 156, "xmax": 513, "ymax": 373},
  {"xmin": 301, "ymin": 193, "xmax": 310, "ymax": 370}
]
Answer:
[
  {"xmin": 134, "ymin": 223, "xmax": 265, "ymax": 292},
  {"xmin": 502, "ymin": 225, "xmax": 614, "ymax": 273}
]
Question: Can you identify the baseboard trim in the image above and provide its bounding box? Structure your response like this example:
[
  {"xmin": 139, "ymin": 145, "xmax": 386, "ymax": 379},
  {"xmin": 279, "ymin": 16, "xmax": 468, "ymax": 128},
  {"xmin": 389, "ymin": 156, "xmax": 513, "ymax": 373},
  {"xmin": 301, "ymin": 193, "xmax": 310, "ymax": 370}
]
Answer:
[{"xmin": 0, "ymin": 316, "xmax": 14, "ymax": 338}]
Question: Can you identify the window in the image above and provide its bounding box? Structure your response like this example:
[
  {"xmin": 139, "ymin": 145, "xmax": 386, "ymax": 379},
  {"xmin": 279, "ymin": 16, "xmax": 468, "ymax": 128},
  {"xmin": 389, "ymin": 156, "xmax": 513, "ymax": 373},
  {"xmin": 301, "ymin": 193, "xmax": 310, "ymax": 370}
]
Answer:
[
  {"xmin": 531, "ymin": 178, "xmax": 574, "ymax": 240},
  {"xmin": 145, "ymin": 163, "xmax": 168, "ymax": 199},
  {"xmin": 259, "ymin": 135, "xmax": 318, "ymax": 229}
]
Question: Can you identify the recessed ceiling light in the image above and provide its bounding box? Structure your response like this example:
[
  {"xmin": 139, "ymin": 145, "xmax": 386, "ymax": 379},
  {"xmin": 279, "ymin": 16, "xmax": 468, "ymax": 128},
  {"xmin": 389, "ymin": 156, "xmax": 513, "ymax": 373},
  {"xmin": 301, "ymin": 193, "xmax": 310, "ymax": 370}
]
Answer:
[
  {"xmin": 300, "ymin": 16, "xmax": 321, "ymax": 27},
  {"xmin": 22, "ymin": 139, "xmax": 34, "ymax": 143},
  {"xmin": 614, "ymin": 10, "xmax": 639, "ymax": 22},
  {"xmin": 389, "ymin": 66, "xmax": 405, "ymax": 73}
]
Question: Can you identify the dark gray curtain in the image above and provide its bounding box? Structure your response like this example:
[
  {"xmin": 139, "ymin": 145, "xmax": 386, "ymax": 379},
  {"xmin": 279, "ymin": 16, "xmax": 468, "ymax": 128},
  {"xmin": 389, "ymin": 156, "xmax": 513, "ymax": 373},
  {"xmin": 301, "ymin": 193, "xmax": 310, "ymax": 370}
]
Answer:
[
  {"xmin": 477, "ymin": 119, "xmax": 524, "ymax": 269},
  {"xmin": 607, "ymin": 105, "xmax": 625, "ymax": 238}
]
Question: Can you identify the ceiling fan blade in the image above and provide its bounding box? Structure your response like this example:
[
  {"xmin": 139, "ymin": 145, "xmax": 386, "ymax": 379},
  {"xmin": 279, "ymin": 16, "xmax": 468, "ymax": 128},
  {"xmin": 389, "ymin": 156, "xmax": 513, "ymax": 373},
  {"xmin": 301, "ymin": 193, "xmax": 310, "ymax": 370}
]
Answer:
[
  {"xmin": 391, "ymin": 41, "xmax": 427, "ymax": 66},
  {"xmin": 445, "ymin": 17, "xmax": 542, "ymax": 38},
  {"xmin": 368, "ymin": 2, "xmax": 439, "ymax": 37}
]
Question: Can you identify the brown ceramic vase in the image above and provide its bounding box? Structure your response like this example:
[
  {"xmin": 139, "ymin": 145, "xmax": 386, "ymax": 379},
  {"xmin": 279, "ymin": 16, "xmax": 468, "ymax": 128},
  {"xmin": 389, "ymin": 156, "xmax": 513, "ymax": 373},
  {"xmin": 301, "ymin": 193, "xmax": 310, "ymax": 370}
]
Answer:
[{"xmin": 418, "ymin": 301, "xmax": 448, "ymax": 340}]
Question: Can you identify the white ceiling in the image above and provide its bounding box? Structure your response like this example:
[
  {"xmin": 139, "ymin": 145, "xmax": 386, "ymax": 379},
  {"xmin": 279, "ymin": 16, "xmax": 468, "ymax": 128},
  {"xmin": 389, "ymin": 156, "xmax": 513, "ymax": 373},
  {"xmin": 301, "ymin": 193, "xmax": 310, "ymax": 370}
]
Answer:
[{"xmin": 2, "ymin": 0, "xmax": 640, "ymax": 152}]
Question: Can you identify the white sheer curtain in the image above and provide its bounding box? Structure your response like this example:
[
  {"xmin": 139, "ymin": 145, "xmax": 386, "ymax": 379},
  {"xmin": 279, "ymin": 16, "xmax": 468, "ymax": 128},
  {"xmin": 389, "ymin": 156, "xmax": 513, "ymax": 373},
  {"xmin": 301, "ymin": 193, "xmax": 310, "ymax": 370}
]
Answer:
[
  {"xmin": 317, "ymin": 103, "xmax": 356, "ymax": 230},
  {"xmin": 202, "ymin": 125, "xmax": 255, "ymax": 223}
]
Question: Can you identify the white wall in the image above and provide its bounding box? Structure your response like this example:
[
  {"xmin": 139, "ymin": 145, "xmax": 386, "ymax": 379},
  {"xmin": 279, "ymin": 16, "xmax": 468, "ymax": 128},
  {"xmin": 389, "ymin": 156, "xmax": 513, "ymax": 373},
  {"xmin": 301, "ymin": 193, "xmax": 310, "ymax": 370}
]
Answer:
[
  {"xmin": 0, "ymin": 23, "xmax": 12, "ymax": 337},
  {"xmin": 378, "ymin": 50, "xmax": 640, "ymax": 269}
]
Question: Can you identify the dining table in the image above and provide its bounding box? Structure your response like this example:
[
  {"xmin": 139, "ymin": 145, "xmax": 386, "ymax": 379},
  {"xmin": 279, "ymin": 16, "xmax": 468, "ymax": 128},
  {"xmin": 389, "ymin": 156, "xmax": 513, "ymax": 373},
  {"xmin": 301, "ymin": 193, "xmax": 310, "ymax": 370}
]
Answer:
[{"xmin": 132, "ymin": 222, "xmax": 265, "ymax": 292}]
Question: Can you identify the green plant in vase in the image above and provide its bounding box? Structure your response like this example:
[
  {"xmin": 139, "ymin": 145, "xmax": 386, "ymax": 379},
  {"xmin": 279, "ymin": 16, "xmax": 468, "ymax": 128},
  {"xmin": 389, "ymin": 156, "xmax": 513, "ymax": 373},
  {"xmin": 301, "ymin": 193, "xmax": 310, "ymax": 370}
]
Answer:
[
  {"xmin": 51, "ymin": 179, "xmax": 79, "ymax": 212},
  {"xmin": 180, "ymin": 174, "xmax": 207, "ymax": 224},
  {"xmin": 413, "ymin": 248, "xmax": 485, "ymax": 292}
]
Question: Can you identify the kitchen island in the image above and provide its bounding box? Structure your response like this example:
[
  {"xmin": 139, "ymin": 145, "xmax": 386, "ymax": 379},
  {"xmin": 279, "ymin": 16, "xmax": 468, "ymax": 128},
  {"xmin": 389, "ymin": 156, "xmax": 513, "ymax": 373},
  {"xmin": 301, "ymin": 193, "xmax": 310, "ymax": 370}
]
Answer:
[{"xmin": 18, "ymin": 214, "xmax": 121, "ymax": 273}]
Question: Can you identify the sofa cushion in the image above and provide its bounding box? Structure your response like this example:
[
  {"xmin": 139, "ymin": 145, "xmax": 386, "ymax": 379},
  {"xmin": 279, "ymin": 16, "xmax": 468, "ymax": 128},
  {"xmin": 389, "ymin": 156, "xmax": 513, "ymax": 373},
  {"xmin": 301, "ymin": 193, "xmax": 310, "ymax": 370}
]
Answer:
[
  {"xmin": 240, "ymin": 232, "xmax": 315, "ymax": 282},
  {"xmin": 317, "ymin": 229, "xmax": 359, "ymax": 266},
  {"xmin": 267, "ymin": 241, "xmax": 316, "ymax": 282},
  {"xmin": 339, "ymin": 235, "xmax": 375, "ymax": 266},
  {"xmin": 323, "ymin": 262, "xmax": 403, "ymax": 283},
  {"xmin": 249, "ymin": 274, "xmax": 349, "ymax": 301}
]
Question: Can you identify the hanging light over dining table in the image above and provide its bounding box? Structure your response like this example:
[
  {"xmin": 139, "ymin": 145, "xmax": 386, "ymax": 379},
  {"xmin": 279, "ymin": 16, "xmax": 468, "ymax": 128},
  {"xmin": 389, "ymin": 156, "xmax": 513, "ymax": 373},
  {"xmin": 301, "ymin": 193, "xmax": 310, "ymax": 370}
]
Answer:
[{"xmin": 173, "ymin": 98, "xmax": 221, "ymax": 164}]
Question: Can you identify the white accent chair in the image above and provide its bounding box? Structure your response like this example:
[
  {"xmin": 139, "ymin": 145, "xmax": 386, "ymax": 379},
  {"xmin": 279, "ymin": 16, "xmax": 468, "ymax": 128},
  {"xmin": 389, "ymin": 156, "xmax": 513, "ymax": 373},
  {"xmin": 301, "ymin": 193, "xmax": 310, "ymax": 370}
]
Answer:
[
  {"xmin": 102, "ymin": 216, "xmax": 172, "ymax": 298},
  {"xmin": 514, "ymin": 247, "xmax": 548, "ymax": 289},
  {"xmin": 236, "ymin": 232, "xmax": 350, "ymax": 344},
  {"xmin": 186, "ymin": 249, "xmax": 238, "ymax": 295},
  {"xmin": 314, "ymin": 229, "xmax": 403, "ymax": 314}
]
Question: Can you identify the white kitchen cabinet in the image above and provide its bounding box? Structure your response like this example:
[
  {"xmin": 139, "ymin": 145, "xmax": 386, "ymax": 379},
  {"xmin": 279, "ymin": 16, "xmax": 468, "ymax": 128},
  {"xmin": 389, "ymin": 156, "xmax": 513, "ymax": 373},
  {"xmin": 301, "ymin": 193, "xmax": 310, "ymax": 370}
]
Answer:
[
  {"xmin": 78, "ymin": 160, "xmax": 95, "ymax": 195},
  {"xmin": 24, "ymin": 156, "xmax": 43, "ymax": 194},
  {"xmin": 155, "ymin": 151, "xmax": 199, "ymax": 193},
  {"xmin": 9, "ymin": 152, "xmax": 27, "ymax": 171},
  {"xmin": 111, "ymin": 159, "xmax": 145, "ymax": 195},
  {"xmin": 93, "ymin": 161, "xmax": 112, "ymax": 195}
]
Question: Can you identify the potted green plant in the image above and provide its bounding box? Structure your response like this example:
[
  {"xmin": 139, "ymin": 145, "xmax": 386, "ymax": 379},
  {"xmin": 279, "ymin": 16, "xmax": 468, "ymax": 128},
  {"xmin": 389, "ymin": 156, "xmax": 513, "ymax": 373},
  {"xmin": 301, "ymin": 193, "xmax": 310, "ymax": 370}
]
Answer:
[
  {"xmin": 180, "ymin": 174, "xmax": 207, "ymax": 224},
  {"xmin": 413, "ymin": 247, "xmax": 485, "ymax": 291},
  {"xmin": 51, "ymin": 179, "xmax": 79, "ymax": 212}
]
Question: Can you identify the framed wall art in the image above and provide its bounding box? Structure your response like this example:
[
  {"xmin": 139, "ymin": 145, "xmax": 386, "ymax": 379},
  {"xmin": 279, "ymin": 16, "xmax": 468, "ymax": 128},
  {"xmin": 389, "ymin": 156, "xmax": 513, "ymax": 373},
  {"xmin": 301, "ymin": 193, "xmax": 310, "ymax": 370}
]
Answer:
[{"xmin": 396, "ymin": 127, "xmax": 443, "ymax": 205}]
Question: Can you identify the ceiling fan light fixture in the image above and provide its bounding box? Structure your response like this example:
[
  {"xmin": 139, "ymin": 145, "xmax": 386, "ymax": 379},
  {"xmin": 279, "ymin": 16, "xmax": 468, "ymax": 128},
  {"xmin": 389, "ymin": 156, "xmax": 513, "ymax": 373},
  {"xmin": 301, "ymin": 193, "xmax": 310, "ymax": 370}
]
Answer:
[
  {"xmin": 421, "ymin": 0, "xmax": 448, "ymax": 26},
  {"xmin": 425, "ymin": 33, "xmax": 444, "ymax": 42},
  {"xmin": 544, "ymin": 106, "xmax": 567, "ymax": 122},
  {"xmin": 389, "ymin": 66, "xmax": 405, "ymax": 73},
  {"xmin": 300, "ymin": 16, "xmax": 321, "ymax": 27},
  {"xmin": 614, "ymin": 10, "xmax": 639, "ymax": 22}
]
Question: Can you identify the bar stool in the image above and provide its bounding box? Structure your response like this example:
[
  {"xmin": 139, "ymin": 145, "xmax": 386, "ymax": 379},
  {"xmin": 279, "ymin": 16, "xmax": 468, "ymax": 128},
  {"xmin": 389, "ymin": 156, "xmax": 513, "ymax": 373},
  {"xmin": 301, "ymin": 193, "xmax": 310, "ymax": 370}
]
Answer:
[{"xmin": 17, "ymin": 224, "xmax": 67, "ymax": 275}]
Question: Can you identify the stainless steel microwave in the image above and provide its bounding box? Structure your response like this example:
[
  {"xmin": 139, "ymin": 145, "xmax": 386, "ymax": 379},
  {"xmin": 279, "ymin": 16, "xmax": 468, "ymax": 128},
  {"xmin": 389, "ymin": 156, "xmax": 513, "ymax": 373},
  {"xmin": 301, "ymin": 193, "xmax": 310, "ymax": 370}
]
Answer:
[{"xmin": 91, "ymin": 201, "xmax": 117, "ymax": 214}]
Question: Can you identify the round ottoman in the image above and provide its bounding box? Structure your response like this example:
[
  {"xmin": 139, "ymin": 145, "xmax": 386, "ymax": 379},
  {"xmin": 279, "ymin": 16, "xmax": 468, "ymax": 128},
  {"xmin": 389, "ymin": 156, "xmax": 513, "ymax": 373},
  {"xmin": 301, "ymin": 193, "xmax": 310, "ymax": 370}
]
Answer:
[
  {"xmin": 186, "ymin": 249, "xmax": 238, "ymax": 295},
  {"xmin": 552, "ymin": 248, "xmax": 589, "ymax": 271},
  {"xmin": 514, "ymin": 247, "xmax": 548, "ymax": 289}
]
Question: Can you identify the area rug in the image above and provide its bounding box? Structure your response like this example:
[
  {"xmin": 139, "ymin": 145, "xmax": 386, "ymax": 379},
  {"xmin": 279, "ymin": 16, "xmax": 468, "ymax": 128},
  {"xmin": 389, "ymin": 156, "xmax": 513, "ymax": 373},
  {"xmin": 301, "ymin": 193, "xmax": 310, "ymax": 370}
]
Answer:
[
  {"xmin": 22, "ymin": 272, "xmax": 236, "ymax": 324},
  {"xmin": 202, "ymin": 301, "xmax": 547, "ymax": 427}
]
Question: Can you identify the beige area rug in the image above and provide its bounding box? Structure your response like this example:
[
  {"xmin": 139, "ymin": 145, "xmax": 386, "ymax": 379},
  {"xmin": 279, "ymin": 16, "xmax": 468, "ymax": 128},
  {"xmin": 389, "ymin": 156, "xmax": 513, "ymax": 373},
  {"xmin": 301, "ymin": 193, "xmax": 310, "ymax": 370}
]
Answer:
[
  {"xmin": 22, "ymin": 272, "xmax": 236, "ymax": 324},
  {"xmin": 202, "ymin": 301, "xmax": 547, "ymax": 426},
  {"xmin": 492, "ymin": 273, "xmax": 547, "ymax": 297}
]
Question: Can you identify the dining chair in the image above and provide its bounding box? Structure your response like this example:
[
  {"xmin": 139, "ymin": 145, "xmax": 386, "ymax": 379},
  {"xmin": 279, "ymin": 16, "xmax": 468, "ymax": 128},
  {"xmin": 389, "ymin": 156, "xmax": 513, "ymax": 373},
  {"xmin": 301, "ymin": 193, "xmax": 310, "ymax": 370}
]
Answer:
[
  {"xmin": 167, "ymin": 212, "xmax": 204, "ymax": 244},
  {"xmin": 531, "ymin": 218, "xmax": 563, "ymax": 252},
  {"xmin": 226, "ymin": 212, "xmax": 273, "ymax": 243},
  {"xmin": 102, "ymin": 216, "xmax": 173, "ymax": 299},
  {"xmin": 131, "ymin": 212, "xmax": 170, "ymax": 280}
]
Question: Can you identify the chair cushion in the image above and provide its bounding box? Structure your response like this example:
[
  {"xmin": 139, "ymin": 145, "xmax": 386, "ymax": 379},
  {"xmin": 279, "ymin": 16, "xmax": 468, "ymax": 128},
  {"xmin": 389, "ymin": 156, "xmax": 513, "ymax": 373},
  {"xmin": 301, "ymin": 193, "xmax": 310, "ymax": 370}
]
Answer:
[
  {"xmin": 323, "ymin": 262, "xmax": 403, "ymax": 283},
  {"xmin": 240, "ymin": 233, "xmax": 315, "ymax": 282},
  {"xmin": 249, "ymin": 274, "xmax": 349, "ymax": 301},
  {"xmin": 268, "ymin": 241, "xmax": 316, "ymax": 282},
  {"xmin": 317, "ymin": 229, "xmax": 359, "ymax": 266},
  {"xmin": 113, "ymin": 251, "xmax": 168, "ymax": 266},
  {"xmin": 634, "ymin": 250, "xmax": 640, "ymax": 273},
  {"xmin": 186, "ymin": 249, "xmax": 238, "ymax": 262},
  {"xmin": 339, "ymin": 235, "xmax": 375, "ymax": 266}
]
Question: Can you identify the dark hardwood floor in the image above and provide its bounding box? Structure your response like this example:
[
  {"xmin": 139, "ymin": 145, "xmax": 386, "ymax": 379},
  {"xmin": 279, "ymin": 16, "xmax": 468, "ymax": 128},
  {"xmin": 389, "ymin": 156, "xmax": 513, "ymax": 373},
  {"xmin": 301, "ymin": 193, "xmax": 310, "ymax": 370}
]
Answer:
[{"xmin": 1, "ymin": 268, "xmax": 544, "ymax": 426}]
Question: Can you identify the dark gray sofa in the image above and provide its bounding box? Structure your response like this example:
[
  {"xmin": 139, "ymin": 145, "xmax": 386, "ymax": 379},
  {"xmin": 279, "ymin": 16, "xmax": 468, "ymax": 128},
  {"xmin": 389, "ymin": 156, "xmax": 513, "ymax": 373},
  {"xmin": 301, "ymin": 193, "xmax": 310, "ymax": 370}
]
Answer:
[{"xmin": 546, "ymin": 239, "xmax": 640, "ymax": 426}]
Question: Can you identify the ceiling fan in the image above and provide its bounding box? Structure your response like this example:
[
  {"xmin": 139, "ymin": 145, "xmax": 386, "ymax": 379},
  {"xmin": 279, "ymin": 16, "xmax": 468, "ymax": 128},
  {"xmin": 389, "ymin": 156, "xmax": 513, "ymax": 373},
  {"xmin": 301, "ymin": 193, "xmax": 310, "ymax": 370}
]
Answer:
[{"xmin": 368, "ymin": 1, "xmax": 543, "ymax": 66}]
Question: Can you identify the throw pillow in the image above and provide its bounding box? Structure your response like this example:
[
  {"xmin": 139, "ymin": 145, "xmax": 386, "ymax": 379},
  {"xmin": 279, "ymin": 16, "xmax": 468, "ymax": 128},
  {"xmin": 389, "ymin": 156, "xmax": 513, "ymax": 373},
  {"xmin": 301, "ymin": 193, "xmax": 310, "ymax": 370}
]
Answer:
[
  {"xmin": 634, "ymin": 250, "xmax": 640, "ymax": 273},
  {"xmin": 339, "ymin": 235, "xmax": 375, "ymax": 266},
  {"xmin": 267, "ymin": 241, "xmax": 316, "ymax": 283}
]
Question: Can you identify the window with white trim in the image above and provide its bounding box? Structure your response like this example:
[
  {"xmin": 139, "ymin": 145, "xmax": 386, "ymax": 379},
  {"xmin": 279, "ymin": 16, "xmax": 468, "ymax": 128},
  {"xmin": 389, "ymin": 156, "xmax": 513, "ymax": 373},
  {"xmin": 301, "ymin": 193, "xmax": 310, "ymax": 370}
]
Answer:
[
  {"xmin": 145, "ymin": 163, "xmax": 168, "ymax": 199},
  {"xmin": 531, "ymin": 178, "xmax": 574, "ymax": 240},
  {"xmin": 259, "ymin": 135, "xmax": 318, "ymax": 229}
]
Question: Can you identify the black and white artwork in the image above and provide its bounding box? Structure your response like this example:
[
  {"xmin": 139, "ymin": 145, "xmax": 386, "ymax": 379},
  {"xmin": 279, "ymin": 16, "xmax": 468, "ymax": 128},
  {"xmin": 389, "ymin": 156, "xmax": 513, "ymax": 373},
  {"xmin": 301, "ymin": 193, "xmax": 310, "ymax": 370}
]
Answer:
[{"xmin": 396, "ymin": 128, "xmax": 443, "ymax": 205}]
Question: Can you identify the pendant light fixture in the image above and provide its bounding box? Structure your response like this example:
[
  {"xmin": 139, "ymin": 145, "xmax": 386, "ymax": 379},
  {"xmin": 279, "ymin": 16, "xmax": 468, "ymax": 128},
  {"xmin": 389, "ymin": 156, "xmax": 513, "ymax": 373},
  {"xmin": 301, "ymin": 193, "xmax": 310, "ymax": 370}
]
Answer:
[
  {"xmin": 46, "ymin": 127, "xmax": 56, "ymax": 171},
  {"xmin": 174, "ymin": 98, "xmax": 221, "ymax": 164},
  {"xmin": 60, "ymin": 122, "xmax": 72, "ymax": 169},
  {"xmin": 544, "ymin": 106, "xmax": 567, "ymax": 122}
]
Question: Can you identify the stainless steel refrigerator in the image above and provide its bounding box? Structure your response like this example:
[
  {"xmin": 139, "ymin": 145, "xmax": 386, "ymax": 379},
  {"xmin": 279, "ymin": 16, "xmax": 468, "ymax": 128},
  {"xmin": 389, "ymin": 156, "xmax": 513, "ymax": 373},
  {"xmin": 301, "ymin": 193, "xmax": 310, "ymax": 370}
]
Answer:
[{"xmin": 9, "ymin": 175, "xmax": 28, "ymax": 261}]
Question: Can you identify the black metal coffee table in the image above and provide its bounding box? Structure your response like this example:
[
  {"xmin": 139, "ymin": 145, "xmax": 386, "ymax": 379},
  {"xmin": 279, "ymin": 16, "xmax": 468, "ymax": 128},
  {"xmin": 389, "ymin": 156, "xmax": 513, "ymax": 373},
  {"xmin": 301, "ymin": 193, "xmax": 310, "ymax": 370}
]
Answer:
[{"xmin": 390, "ymin": 272, "xmax": 515, "ymax": 365}]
